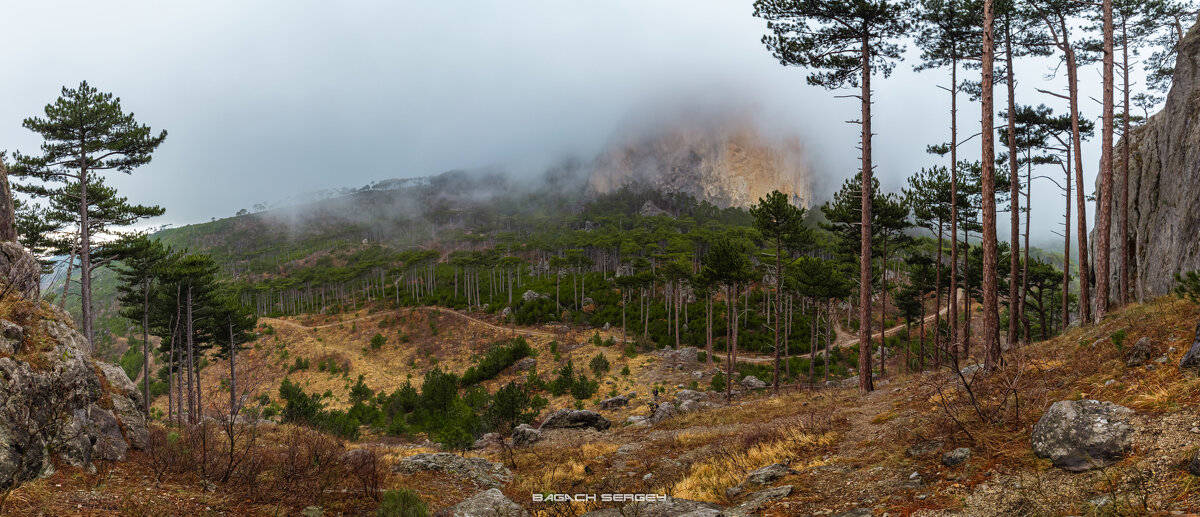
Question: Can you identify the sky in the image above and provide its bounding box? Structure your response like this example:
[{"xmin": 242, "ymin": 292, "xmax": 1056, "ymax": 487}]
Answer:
[{"xmin": 0, "ymin": 0, "xmax": 1125, "ymax": 249}]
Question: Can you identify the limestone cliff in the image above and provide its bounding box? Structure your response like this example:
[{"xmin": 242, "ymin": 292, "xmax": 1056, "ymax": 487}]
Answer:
[
  {"xmin": 1095, "ymin": 21, "xmax": 1200, "ymax": 301},
  {"xmin": 587, "ymin": 120, "xmax": 813, "ymax": 209},
  {"xmin": 0, "ymin": 246, "xmax": 147, "ymax": 489}
]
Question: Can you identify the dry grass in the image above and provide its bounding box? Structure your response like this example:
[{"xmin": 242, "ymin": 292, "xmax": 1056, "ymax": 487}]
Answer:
[{"xmin": 669, "ymin": 428, "xmax": 836, "ymax": 503}]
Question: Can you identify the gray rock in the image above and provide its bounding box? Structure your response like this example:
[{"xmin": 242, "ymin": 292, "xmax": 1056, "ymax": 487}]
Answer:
[
  {"xmin": 514, "ymin": 357, "xmax": 536, "ymax": 371},
  {"xmin": 393, "ymin": 453, "xmax": 513, "ymax": 487},
  {"xmin": 598, "ymin": 395, "xmax": 629, "ymax": 410},
  {"xmin": 521, "ymin": 290, "xmax": 542, "ymax": 302},
  {"xmin": 0, "ymin": 242, "xmax": 41, "ymax": 301},
  {"xmin": 0, "ymin": 309, "xmax": 148, "ymax": 491},
  {"xmin": 1189, "ymin": 449, "xmax": 1200, "ymax": 476},
  {"xmin": 1182, "ymin": 320, "xmax": 1200, "ymax": 374},
  {"xmin": 511, "ymin": 424, "xmax": 540, "ymax": 447},
  {"xmin": 301, "ymin": 506, "xmax": 323, "ymax": 517},
  {"xmin": 725, "ymin": 463, "xmax": 797, "ymax": 500},
  {"xmin": 1091, "ymin": 21, "xmax": 1200, "ymax": 301},
  {"xmin": 0, "ymin": 320, "xmax": 22, "ymax": 355},
  {"xmin": 538, "ymin": 409, "xmax": 611, "ymax": 431},
  {"xmin": 649, "ymin": 402, "xmax": 678, "ymax": 424},
  {"xmin": 674, "ymin": 389, "xmax": 706, "ymax": 405},
  {"xmin": 1031, "ymin": 399, "xmax": 1135, "ymax": 471},
  {"xmin": 474, "ymin": 432, "xmax": 500, "ymax": 450},
  {"xmin": 625, "ymin": 416, "xmax": 649, "ymax": 427},
  {"xmin": 659, "ymin": 346, "xmax": 700, "ymax": 365},
  {"xmin": 450, "ymin": 488, "xmax": 528, "ymax": 517},
  {"xmin": 942, "ymin": 447, "xmax": 971, "ymax": 467},
  {"xmin": 87, "ymin": 406, "xmax": 130, "ymax": 461},
  {"xmin": 727, "ymin": 485, "xmax": 792, "ymax": 516},
  {"xmin": 740, "ymin": 376, "xmax": 767, "ymax": 389},
  {"xmin": 1126, "ymin": 337, "xmax": 1153, "ymax": 367},
  {"xmin": 841, "ymin": 376, "xmax": 859, "ymax": 388}
]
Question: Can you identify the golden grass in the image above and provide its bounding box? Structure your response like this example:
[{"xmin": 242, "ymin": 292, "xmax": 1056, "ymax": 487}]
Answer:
[{"xmin": 668, "ymin": 429, "xmax": 837, "ymax": 503}]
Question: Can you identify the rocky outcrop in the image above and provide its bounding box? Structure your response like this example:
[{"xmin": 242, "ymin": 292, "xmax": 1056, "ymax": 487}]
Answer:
[
  {"xmin": 1031, "ymin": 400, "xmax": 1135, "ymax": 471},
  {"xmin": 393, "ymin": 453, "xmax": 513, "ymax": 487},
  {"xmin": 740, "ymin": 376, "xmax": 767, "ymax": 390},
  {"xmin": 1179, "ymin": 319, "xmax": 1200, "ymax": 374},
  {"xmin": 598, "ymin": 394, "xmax": 629, "ymax": 410},
  {"xmin": 450, "ymin": 488, "xmax": 528, "ymax": 517},
  {"xmin": 587, "ymin": 117, "xmax": 813, "ymax": 209},
  {"xmin": 1127, "ymin": 337, "xmax": 1154, "ymax": 367},
  {"xmin": 725, "ymin": 463, "xmax": 797, "ymax": 500},
  {"xmin": 0, "ymin": 307, "xmax": 148, "ymax": 489},
  {"xmin": 511, "ymin": 424, "xmax": 541, "ymax": 447},
  {"xmin": 0, "ymin": 242, "xmax": 40, "ymax": 301},
  {"xmin": 538, "ymin": 409, "xmax": 611, "ymax": 431},
  {"xmin": 1093, "ymin": 21, "xmax": 1200, "ymax": 301}
]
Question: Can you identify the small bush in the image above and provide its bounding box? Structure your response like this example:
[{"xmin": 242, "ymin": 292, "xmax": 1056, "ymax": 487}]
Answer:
[
  {"xmin": 289, "ymin": 357, "xmax": 310, "ymax": 373},
  {"xmin": 710, "ymin": 371, "xmax": 726, "ymax": 392},
  {"xmin": 377, "ymin": 488, "xmax": 429, "ymax": 517},
  {"xmin": 370, "ymin": 333, "xmax": 387, "ymax": 350},
  {"xmin": 589, "ymin": 353, "xmax": 611, "ymax": 377}
]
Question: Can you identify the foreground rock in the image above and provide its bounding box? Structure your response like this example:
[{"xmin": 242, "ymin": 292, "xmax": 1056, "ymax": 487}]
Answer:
[
  {"xmin": 0, "ymin": 304, "xmax": 148, "ymax": 489},
  {"xmin": 539, "ymin": 409, "xmax": 611, "ymax": 431},
  {"xmin": 942, "ymin": 447, "xmax": 971, "ymax": 467},
  {"xmin": 726, "ymin": 463, "xmax": 797, "ymax": 499},
  {"xmin": 598, "ymin": 394, "xmax": 629, "ymax": 410},
  {"xmin": 649, "ymin": 402, "xmax": 678, "ymax": 424},
  {"xmin": 450, "ymin": 488, "xmax": 528, "ymax": 517},
  {"xmin": 1031, "ymin": 400, "xmax": 1135, "ymax": 471},
  {"xmin": 393, "ymin": 453, "xmax": 512, "ymax": 487}
]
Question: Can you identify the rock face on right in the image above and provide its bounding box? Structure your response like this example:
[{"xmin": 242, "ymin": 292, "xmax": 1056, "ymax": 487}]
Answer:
[
  {"xmin": 1031, "ymin": 400, "xmax": 1135, "ymax": 472},
  {"xmin": 1092, "ymin": 19, "xmax": 1200, "ymax": 300}
]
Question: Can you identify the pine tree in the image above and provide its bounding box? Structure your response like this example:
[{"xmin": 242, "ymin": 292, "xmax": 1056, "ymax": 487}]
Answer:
[
  {"xmin": 701, "ymin": 237, "xmax": 753, "ymax": 400},
  {"xmin": 754, "ymin": 0, "xmax": 910, "ymax": 394},
  {"xmin": 111, "ymin": 234, "xmax": 172, "ymax": 415},
  {"xmin": 10, "ymin": 81, "xmax": 167, "ymax": 348},
  {"xmin": 750, "ymin": 190, "xmax": 810, "ymax": 392}
]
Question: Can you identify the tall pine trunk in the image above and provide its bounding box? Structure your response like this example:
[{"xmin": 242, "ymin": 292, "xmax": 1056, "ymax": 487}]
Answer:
[
  {"xmin": 981, "ymin": 0, "xmax": 1001, "ymax": 370},
  {"xmin": 858, "ymin": 33, "xmax": 876, "ymax": 394},
  {"xmin": 1096, "ymin": 0, "xmax": 1115, "ymax": 320}
]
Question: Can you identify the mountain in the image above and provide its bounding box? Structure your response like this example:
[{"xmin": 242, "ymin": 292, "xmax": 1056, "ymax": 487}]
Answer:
[
  {"xmin": 1095, "ymin": 21, "xmax": 1200, "ymax": 301},
  {"xmin": 587, "ymin": 118, "xmax": 814, "ymax": 209}
]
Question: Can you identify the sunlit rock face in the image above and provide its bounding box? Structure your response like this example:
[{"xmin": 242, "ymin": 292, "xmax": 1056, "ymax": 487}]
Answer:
[{"xmin": 588, "ymin": 119, "xmax": 813, "ymax": 209}]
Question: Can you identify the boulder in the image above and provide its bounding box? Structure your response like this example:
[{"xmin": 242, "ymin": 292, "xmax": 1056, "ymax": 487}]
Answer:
[
  {"xmin": 521, "ymin": 290, "xmax": 542, "ymax": 302},
  {"xmin": 598, "ymin": 395, "xmax": 629, "ymax": 410},
  {"xmin": 1180, "ymin": 320, "xmax": 1200, "ymax": 374},
  {"xmin": 511, "ymin": 424, "xmax": 541, "ymax": 447},
  {"xmin": 727, "ymin": 485, "xmax": 792, "ymax": 516},
  {"xmin": 659, "ymin": 347, "xmax": 700, "ymax": 365},
  {"xmin": 1031, "ymin": 400, "xmax": 1135, "ymax": 471},
  {"xmin": 649, "ymin": 402, "xmax": 678, "ymax": 424},
  {"xmin": 87, "ymin": 407, "xmax": 130, "ymax": 461},
  {"xmin": 538, "ymin": 409, "xmax": 611, "ymax": 431},
  {"xmin": 1190, "ymin": 449, "xmax": 1200, "ymax": 476},
  {"xmin": 725, "ymin": 463, "xmax": 797, "ymax": 500},
  {"xmin": 513, "ymin": 357, "xmax": 536, "ymax": 372},
  {"xmin": 740, "ymin": 376, "xmax": 767, "ymax": 389},
  {"xmin": 1126, "ymin": 337, "xmax": 1153, "ymax": 367},
  {"xmin": 674, "ymin": 389, "xmax": 707, "ymax": 405},
  {"xmin": 0, "ymin": 319, "xmax": 22, "ymax": 355},
  {"xmin": 450, "ymin": 488, "xmax": 528, "ymax": 517},
  {"xmin": 942, "ymin": 447, "xmax": 971, "ymax": 467},
  {"xmin": 393, "ymin": 453, "xmax": 513, "ymax": 487},
  {"xmin": 474, "ymin": 432, "xmax": 501, "ymax": 450},
  {"xmin": 841, "ymin": 376, "xmax": 859, "ymax": 388}
]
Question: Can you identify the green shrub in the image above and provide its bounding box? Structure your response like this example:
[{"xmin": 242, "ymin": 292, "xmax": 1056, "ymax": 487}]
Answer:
[
  {"xmin": 623, "ymin": 342, "xmax": 638, "ymax": 358},
  {"xmin": 1111, "ymin": 329, "xmax": 1128, "ymax": 352},
  {"xmin": 620, "ymin": 365, "xmax": 630, "ymax": 376},
  {"xmin": 377, "ymin": 488, "xmax": 430, "ymax": 517},
  {"xmin": 589, "ymin": 353, "xmax": 611, "ymax": 377},
  {"xmin": 710, "ymin": 371, "xmax": 726, "ymax": 392},
  {"xmin": 288, "ymin": 357, "xmax": 310, "ymax": 373},
  {"xmin": 370, "ymin": 333, "xmax": 387, "ymax": 350},
  {"xmin": 461, "ymin": 337, "xmax": 534, "ymax": 386}
]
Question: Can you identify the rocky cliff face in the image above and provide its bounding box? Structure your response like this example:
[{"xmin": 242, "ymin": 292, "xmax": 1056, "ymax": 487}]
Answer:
[
  {"xmin": 1096, "ymin": 22, "xmax": 1200, "ymax": 301},
  {"xmin": 0, "ymin": 247, "xmax": 147, "ymax": 490},
  {"xmin": 587, "ymin": 121, "xmax": 813, "ymax": 209}
]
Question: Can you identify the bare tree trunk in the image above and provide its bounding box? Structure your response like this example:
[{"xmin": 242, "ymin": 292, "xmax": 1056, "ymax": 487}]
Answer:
[
  {"xmin": 1065, "ymin": 30, "xmax": 1091, "ymax": 324},
  {"xmin": 186, "ymin": 286, "xmax": 196, "ymax": 424},
  {"xmin": 981, "ymin": 0, "xmax": 1001, "ymax": 369},
  {"xmin": 1096, "ymin": 0, "xmax": 1115, "ymax": 320},
  {"xmin": 859, "ymin": 34, "xmax": 876, "ymax": 394},
  {"xmin": 934, "ymin": 217, "xmax": 944, "ymax": 368},
  {"xmin": 1004, "ymin": 19, "xmax": 1022, "ymax": 352},
  {"xmin": 949, "ymin": 59, "xmax": 961, "ymax": 362},
  {"xmin": 1063, "ymin": 159, "xmax": 1072, "ymax": 329}
]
